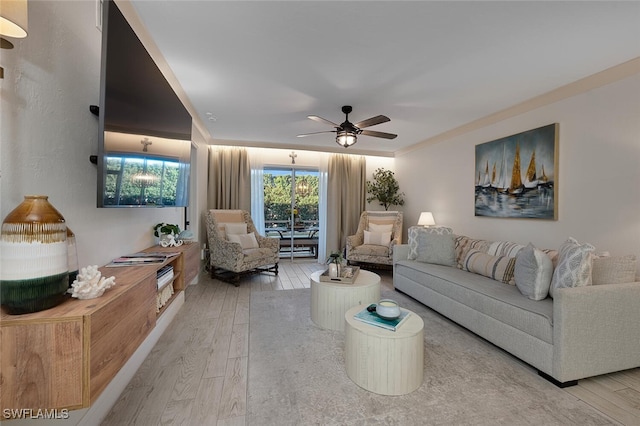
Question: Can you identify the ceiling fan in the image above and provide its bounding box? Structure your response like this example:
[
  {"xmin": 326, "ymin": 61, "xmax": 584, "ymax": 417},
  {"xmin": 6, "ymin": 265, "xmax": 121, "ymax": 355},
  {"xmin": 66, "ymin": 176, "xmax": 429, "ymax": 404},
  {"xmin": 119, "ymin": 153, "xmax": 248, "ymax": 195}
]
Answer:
[{"xmin": 297, "ymin": 105, "xmax": 397, "ymax": 148}]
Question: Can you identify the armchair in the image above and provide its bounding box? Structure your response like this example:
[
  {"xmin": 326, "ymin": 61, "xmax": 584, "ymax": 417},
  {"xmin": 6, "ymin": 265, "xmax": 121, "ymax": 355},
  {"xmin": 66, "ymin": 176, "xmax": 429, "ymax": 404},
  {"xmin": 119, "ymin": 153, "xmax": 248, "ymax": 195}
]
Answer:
[
  {"xmin": 205, "ymin": 209, "xmax": 279, "ymax": 285},
  {"xmin": 346, "ymin": 211, "xmax": 403, "ymax": 268}
]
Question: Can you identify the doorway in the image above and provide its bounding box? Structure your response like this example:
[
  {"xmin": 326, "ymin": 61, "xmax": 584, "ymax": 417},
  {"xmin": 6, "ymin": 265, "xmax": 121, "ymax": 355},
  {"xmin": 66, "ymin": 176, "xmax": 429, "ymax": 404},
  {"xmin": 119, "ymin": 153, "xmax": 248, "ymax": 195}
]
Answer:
[{"xmin": 263, "ymin": 167, "xmax": 319, "ymax": 260}]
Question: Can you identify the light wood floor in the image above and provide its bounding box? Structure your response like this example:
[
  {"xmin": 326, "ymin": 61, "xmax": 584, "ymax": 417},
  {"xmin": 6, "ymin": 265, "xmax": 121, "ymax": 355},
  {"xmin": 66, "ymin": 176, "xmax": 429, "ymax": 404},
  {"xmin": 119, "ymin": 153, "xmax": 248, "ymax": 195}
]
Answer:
[{"xmin": 102, "ymin": 260, "xmax": 640, "ymax": 426}]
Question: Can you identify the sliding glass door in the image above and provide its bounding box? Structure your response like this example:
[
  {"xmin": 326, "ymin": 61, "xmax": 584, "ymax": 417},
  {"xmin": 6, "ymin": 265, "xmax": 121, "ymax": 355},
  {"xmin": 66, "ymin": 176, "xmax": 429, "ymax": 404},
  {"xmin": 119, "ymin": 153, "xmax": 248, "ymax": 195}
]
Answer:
[{"xmin": 263, "ymin": 167, "xmax": 319, "ymax": 260}]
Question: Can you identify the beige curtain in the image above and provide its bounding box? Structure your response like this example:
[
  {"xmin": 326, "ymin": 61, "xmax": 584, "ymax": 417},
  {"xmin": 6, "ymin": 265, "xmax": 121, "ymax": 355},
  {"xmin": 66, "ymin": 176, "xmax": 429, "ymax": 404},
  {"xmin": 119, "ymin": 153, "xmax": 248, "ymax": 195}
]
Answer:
[
  {"xmin": 325, "ymin": 154, "xmax": 366, "ymax": 252},
  {"xmin": 207, "ymin": 146, "xmax": 251, "ymax": 210}
]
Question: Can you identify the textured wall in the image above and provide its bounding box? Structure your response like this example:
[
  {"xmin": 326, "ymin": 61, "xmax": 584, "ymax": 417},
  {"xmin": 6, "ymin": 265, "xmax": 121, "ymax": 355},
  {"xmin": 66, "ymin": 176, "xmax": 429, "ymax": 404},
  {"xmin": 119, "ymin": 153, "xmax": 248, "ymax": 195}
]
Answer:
[{"xmin": 1, "ymin": 1, "xmax": 184, "ymax": 268}]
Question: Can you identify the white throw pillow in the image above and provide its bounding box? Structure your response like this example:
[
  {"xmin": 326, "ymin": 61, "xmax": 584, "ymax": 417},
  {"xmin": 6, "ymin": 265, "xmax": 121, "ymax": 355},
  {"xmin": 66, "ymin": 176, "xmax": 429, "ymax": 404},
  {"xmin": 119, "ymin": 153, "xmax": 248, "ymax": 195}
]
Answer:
[
  {"xmin": 549, "ymin": 237, "xmax": 595, "ymax": 298},
  {"xmin": 363, "ymin": 230, "xmax": 392, "ymax": 246},
  {"xmin": 368, "ymin": 223, "xmax": 394, "ymax": 234},
  {"xmin": 224, "ymin": 222, "xmax": 248, "ymax": 238},
  {"xmin": 514, "ymin": 243, "xmax": 553, "ymax": 300},
  {"xmin": 228, "ymin": 232, "xmax": 259, "ymax": 249}
]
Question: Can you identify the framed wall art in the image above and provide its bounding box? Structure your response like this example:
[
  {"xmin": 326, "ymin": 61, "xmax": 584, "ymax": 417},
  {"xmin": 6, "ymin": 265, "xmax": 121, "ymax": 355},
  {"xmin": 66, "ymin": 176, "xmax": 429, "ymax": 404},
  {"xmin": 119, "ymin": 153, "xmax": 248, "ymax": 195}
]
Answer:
[{"xmin": 475, "ymin": 123, "xmax": 558, "ymax": 220}]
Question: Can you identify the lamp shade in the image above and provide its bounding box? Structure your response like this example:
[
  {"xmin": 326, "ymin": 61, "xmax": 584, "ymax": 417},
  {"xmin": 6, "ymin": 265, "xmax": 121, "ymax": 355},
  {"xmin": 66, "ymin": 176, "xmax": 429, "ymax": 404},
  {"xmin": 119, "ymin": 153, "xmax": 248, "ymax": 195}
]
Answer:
[
  {"xmin": 417, "ymin": 212, "xmax": 435, "ymax": 227},
  {"xmin": 0, "ymin": 0, "xmax": 28, "ymax": 38},
  {"xmin": 336, "ymin": 130, "xmax": 357, "ymax": 148}
]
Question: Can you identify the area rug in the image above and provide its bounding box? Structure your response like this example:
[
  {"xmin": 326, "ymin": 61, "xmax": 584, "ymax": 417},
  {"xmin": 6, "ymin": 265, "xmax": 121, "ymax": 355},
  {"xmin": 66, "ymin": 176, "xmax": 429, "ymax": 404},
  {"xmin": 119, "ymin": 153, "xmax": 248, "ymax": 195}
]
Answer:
[{"xmin": 247, "ymin": 289, "xmax": 614, "ymax": 425}]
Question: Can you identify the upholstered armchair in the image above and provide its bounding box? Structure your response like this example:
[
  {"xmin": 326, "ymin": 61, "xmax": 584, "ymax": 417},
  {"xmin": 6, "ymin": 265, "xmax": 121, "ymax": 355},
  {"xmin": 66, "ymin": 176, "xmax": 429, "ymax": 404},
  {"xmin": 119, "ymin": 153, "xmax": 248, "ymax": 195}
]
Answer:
[
  {"xmin": 205, "ymin": 209, "xmax": 279, "ymax": 285},
  {"xmin": 346, "ymin": 211, "xmax": 403, "ymax": 267}
]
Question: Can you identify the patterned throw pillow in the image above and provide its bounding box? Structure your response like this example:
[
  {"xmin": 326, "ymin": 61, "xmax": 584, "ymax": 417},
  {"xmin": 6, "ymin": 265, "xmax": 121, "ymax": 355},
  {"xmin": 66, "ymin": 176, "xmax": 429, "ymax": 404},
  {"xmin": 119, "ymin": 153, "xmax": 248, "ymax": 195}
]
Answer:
[
  {"xmin": 415, "ymin": 233, "xmax": 456, "ymax": 266},
  {"xmin": 455, "ymin": 235, "xmax": 491, "ymax": 269},
  {"xmin": 408, "ymin": 226, "xmax": 453, "ymax": 260},
  {"xmin": 488, "ymin": 241, "xmax": 525, "ymax": 258},
  {"xmin": 592, "ymin": 254, "xmax": 637, "ymax": 285},
  {"xmin": 363, "ymin": 230, "xmax": 392, "ymax": 246},
  {"xmin": 463, "ymin": 249, "xmax": 516, "ymax": 285},
  {"xmin": 549, "ymin": 237, "xmax": 595, "ymax": 298},
  {"xmin": 514, "ymin": 243, "xmax": 553, "ymax": 300}
]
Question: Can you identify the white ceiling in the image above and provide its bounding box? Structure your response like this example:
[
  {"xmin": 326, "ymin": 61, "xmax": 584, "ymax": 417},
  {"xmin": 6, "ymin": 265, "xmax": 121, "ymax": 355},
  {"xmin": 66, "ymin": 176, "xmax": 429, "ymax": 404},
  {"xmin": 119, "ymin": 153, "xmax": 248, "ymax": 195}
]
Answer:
[{"xmin": 129, "ymin": 1, "xmax": 640, "ymax": 155}]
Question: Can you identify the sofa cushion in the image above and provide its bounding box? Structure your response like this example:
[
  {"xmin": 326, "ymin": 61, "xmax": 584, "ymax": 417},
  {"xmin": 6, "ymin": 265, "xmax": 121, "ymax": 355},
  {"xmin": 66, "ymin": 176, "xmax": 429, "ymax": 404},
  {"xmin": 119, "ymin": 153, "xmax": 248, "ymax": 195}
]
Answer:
[
  {"xmin": 408, "ymin": 226, "xmax": 453, "ymax": 260},
  {"xmin": 592, "ymin": 254, "xmax": 637, "ymax": 285},
  {"xmin": 463, "ymin": 249, "xmax": 516, "ymax": 285},
  {"xmin": 549, "ymin": 237, "xmax": 595, "ymax": 298},
  {"xmin": 514, "ymin": 243, "xmax": 553, "ymax": 300},
  {"xmin": 455, "ymin": 235, "xmax": 491, "ymax": 269},
  {"xmin": 363, "ymin": 230, "xmax": 391, "ymax": 246},
  {"xmin": 415, "ymin": 233, "xmax": 456, "ymax": 267},
  {"xmin": 395, "ymin": 261, "xmax": 554, "ymax": 344},
  {"xmin": 488, "ymin": 241, "xmax": 525, "ymax": 258}
]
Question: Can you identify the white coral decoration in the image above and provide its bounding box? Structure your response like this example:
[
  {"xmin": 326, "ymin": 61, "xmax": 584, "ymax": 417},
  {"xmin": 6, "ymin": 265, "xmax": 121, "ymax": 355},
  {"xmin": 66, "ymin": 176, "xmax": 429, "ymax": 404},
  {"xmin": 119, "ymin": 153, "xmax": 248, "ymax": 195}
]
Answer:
[{"xmin": 68, "ymin": 265, "xmax": 116, "ymax": 300}]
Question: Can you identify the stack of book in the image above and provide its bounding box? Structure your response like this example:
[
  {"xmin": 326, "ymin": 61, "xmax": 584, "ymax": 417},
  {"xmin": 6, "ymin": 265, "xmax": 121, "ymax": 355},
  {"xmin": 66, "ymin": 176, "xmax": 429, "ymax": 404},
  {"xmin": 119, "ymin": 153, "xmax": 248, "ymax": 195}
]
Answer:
[
  {"xmin": 105, "ymin": 251, "xmax": 178, "ymax": 268},
  {"xmin": 156, "ymin": 265, "xmax": 174, "ymax": 291}
]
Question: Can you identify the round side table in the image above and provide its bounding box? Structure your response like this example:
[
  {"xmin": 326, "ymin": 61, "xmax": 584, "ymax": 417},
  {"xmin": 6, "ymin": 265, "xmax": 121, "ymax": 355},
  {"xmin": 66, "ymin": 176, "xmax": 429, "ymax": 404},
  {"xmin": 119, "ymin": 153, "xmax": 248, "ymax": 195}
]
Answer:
[
  {"xmin": 310, "ymin": 269, "xmax": 380, "ymax": 331},
  {"xmin": 344, "ymin": 304, "xmax": 424, "ymax": 395}
]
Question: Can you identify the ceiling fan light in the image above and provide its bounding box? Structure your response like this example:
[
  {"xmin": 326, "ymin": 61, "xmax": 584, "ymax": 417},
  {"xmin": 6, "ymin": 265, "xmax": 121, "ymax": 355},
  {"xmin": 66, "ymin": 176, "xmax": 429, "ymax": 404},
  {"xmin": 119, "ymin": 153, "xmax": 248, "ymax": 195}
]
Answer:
[{"xmin": 336, "ymin": 130, "xmax": 357, "ymax": 148}]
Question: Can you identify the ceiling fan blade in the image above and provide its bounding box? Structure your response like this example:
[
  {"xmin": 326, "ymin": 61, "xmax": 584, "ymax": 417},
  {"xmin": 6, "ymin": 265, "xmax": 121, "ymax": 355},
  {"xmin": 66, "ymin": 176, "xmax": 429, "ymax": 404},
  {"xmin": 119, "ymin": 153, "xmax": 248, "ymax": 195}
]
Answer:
[
  {"xmin": 297, "ymin": 130, "xmax": 337, "ymax": 138},
  {"xmin": 360, "ymin": 129, "xmax": 398, "ymax": 139},
  {"xmin": 307, "ymin": 115, "xmax": 340, "ymax": 128},
  {"xmin": 354, "ymin": 115, "xmax": 390, "ymax": 129}
]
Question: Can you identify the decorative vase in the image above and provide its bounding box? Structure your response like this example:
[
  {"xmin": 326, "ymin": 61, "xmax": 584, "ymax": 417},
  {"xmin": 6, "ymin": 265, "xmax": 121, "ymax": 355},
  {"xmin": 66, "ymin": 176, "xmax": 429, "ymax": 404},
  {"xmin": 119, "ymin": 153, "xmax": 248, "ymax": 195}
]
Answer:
[
  {"xmin": 67, "ymin": 227, "xmax": 79, "ymax": 287},
  {"xmin": 329, "ymin": 262, "xmax": 341, "ymax": 278},
  {"xmin": 0, "ymin": 195, "xmax": 69, "ymax": 314}
]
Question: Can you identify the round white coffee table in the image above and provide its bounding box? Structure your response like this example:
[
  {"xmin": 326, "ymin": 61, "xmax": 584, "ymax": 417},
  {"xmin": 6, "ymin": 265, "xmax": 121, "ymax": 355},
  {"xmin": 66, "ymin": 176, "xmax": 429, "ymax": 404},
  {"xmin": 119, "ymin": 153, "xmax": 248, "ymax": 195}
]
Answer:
[
  {"xmin": 344, "ymin": 305, "xmax": 424, "ymax": 395},
  {"xmin": 310, "ymin": 269, "xmax": 380, "ymax": 331}
]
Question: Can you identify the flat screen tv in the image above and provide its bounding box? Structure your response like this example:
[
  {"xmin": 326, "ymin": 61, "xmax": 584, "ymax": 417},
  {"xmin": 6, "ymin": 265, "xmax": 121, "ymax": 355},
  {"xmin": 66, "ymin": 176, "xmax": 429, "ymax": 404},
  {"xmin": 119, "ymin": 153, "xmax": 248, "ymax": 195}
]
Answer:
[{"xmin": 96, "ymin": 0, "xmax": 192, "ymax": 207}]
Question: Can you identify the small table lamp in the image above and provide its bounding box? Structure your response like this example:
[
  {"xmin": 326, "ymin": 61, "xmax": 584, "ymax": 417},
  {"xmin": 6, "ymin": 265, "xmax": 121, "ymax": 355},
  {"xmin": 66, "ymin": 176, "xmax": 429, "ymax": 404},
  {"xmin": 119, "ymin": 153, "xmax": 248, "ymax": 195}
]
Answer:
[{"xmin": 418, "ymin": 212, "xmax": 435, "ymax": 227}]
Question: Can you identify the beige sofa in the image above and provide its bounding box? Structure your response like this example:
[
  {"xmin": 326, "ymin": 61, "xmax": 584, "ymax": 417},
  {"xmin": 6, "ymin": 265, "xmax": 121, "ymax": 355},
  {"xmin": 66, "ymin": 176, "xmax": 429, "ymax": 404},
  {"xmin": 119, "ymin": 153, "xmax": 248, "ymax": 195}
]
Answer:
[{"xmin": 393, "ymin": 233, "xmax": 640, "ymax": 386}]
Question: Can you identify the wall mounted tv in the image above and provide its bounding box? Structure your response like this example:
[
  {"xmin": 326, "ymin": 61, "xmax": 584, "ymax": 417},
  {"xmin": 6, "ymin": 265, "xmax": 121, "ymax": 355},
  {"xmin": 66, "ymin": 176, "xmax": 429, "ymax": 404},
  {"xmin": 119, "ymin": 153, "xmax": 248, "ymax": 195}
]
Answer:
[{"xmin": 97, "ymin": 0, "xmax": 192, "ymax": 207}]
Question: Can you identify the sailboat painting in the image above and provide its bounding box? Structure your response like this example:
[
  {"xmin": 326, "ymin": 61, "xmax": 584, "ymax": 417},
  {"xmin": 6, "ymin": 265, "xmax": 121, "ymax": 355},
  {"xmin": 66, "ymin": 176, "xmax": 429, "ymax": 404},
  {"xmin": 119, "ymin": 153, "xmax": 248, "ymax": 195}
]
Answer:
[{"xmin": 475, "ymin": 124, "xmax": 558, "ymax": 220}]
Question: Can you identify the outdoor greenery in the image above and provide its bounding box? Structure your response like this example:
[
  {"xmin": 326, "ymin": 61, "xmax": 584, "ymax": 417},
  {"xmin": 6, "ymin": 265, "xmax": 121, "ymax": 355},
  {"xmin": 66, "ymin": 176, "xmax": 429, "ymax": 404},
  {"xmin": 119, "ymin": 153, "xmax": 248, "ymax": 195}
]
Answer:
[
  {"xmin": 104, "ymin": 156, "xmax": 181, "ymax": 206},
  {"xmin": 263, "ymin": 172, "xmax": 319, "ymax": 224},
  {"xmin": 366, "ymin": 168, "xmax": 405, "ymax": 210}
]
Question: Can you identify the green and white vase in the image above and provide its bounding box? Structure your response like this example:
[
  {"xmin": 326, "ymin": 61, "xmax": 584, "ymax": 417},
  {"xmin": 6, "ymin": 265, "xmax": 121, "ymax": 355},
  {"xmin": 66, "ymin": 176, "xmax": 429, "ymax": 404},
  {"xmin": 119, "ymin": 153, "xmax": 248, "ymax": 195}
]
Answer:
[{"xmin": 0, "ymin": 195, "xmax": 69, "ymax": 314}]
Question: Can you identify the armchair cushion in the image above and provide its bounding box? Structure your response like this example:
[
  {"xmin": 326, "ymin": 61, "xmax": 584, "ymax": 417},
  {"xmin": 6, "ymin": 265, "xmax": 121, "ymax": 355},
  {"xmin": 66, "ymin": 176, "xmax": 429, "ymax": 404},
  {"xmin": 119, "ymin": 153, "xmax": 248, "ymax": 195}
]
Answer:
[
  {"xmin": 364, "ymin": 230, "xmax": 392, "ymax": 246},
  {"xmin": 225, "ymin": 222, "xmax": 248, "ymax": 237},
  {"xmin": 368, "ymin": 223, "xmax": 394, "ymax": 234},
  {"xmin": 228, "ymin": 232, "xmax": 259, "ymax": 249}
]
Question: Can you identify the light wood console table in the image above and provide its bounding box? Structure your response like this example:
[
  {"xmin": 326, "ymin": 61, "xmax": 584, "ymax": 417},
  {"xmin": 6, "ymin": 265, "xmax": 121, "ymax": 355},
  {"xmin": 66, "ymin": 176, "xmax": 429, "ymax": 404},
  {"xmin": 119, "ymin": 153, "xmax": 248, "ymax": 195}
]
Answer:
[{"xmin": 0, "ymin": 242, "xmax": 199, "ymax": 413}]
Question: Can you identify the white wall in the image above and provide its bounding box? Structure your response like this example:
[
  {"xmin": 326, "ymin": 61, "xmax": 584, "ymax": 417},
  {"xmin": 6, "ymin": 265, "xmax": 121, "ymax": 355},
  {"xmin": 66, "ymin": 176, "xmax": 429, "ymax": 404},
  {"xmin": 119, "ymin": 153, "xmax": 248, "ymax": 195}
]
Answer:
[
  {"xmin": 1, "ymin": 1, "xmax": 184, "ymax": 268},
  {"xmin": 395, "ymin": 74, "xmax": 640, "ymax": 273}
]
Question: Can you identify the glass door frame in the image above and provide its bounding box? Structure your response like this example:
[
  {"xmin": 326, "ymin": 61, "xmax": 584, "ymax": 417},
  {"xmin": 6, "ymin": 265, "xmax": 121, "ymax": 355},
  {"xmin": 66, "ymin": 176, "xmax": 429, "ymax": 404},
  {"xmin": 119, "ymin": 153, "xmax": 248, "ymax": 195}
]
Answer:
[{"xmin": 263, "ymin": 166, "xmax": 319, "ymax": 261}]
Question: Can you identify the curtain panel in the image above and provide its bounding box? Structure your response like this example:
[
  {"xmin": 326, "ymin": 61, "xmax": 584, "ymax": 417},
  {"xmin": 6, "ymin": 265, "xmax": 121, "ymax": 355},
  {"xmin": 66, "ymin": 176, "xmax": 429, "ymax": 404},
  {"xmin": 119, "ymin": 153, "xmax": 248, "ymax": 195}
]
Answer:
[
  {"xmin": 325, "ymin": 154, "xmax": 366, "ymax": 254},
  {"xmin": 207, "ymin": 146, "xmax": 251, "ymax": 211}
]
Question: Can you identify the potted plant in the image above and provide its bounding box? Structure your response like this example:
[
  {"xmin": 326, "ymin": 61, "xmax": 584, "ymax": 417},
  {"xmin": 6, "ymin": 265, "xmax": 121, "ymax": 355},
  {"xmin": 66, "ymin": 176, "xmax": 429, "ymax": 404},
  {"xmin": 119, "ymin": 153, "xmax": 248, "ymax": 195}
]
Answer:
[
  {"xmin": 153, "ymin": 223, "xmax": 180, "ymax": 238},
  {"xmin": 366, "ymin": 168, "xmax": 405, "ymax": 211}
]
